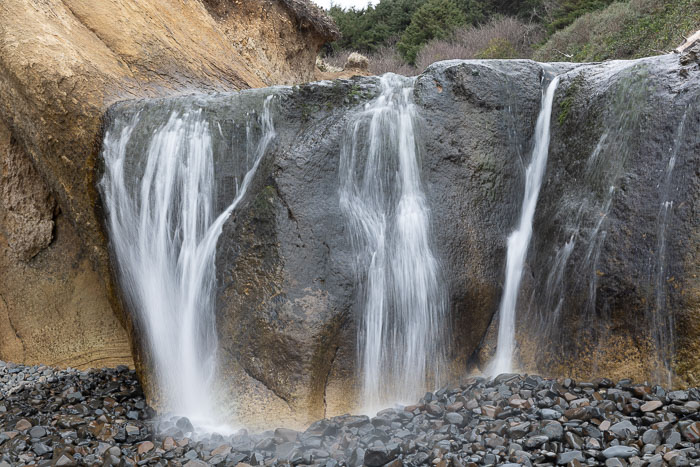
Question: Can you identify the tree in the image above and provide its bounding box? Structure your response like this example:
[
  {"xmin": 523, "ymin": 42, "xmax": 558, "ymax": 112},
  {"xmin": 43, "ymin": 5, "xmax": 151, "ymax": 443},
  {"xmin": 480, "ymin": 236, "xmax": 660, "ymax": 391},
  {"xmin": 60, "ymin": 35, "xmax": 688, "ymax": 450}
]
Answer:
[
  {"xmin": 327, "ymin": 0, "xmax": 428, "ymax": 53},
  {"xmin": 397, "ymin": 0, "xmax": 467, "ymax": 63}
]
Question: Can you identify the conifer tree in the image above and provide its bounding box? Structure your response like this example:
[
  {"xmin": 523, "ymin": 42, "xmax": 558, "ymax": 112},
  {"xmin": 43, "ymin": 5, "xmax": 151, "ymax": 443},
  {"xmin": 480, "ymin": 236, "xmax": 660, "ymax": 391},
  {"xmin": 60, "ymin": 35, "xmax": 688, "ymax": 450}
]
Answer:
[{"xmin": 397, "ymin": 0, "xmax": 466, "ymax": 63}]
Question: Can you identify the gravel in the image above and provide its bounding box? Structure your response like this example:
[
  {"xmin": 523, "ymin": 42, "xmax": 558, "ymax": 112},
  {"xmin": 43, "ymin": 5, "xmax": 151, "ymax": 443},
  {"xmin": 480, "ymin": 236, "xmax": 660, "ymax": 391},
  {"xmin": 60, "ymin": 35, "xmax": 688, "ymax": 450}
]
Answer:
[{"xmin": 2, "ymin": 361, "xmax": 700, "ymax": 466}]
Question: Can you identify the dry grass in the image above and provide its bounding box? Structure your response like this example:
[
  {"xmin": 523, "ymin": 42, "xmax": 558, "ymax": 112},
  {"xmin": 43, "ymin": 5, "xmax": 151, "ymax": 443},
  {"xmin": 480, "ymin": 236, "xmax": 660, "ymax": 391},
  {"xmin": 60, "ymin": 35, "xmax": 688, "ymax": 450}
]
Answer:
[
  {"xmin": 324, "ymin": 43, "xmax": 419, "ymax": 76},
  {"xmin": 323, "ymin": 49, "xmax": 354, "ymax": 70},
  {"xmin": 367, "ymin": 45, "xmax": 419, "ymax": 76},
  {"xmin": 415, "ymin": 17, "xmax": 543, "ymax": 71}
]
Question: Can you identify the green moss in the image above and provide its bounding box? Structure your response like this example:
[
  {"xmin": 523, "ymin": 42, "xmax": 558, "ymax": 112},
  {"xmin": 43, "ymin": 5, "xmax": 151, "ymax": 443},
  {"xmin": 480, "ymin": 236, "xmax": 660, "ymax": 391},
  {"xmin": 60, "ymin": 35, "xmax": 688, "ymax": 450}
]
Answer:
[
  {"xmin": 253, "ymin": 185, "xmax": 278, "ymax": 218},
  {"xmin": 558, "ymin": 73, "xmax": 585, "ymax": 126}
]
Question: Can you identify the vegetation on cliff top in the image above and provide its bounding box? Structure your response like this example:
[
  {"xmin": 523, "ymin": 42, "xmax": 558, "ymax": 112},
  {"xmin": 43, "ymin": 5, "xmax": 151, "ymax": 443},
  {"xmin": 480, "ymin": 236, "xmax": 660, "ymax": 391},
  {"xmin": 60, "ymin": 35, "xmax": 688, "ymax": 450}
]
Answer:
[{"xmin": 324, "ymin": 0, "xmax": 700, "ymax": 73}]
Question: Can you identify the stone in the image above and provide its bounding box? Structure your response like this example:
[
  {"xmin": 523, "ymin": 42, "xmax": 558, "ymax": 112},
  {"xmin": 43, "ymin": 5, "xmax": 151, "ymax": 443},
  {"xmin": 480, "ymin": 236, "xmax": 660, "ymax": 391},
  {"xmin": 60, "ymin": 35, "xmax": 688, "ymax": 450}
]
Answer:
[
  {"xmin": 176, "ymin": 417, "xmax": 194, "ymax": 433},
  {"xmin": 31, "ymin": 442, "xmax": 51, "ymax": 456},
  {"xmin": 602, "ymin": 446, "xmax": 638, "ymax": 459},
  {"xmin": 212, "ymin": 444, "xmax": 232, "ymax": 456},
  {"xmin": 137, "ymin": 441, "xmax": 154, "ymax": 454},
  {"xmin": 642, "ymin": 429, "xmax": 661, "ymax": 445},
  {"xmin": 565, "ymin": 432, "xmax": 584, "ymax": 450},
  {"xmin": 605, "ymin": 459, "xmax": 625, "ymax": 467},
  {"xmin": 363, "ymin": 443, "xmax": 399, "ymax": 467},
  {"xmin": 542, "ymin": 422, "xmax": 564, "ymax": 441},
  {"xmin": 28, "ymin": 426, "xmax": 45, "ymax": 438},
  {"xmin": 525, "ymin": 436, "xmax": 549, "ymax": 448},
  {"xmin": 162, "ymin": 436, "xmax": 176, "ymax": 450},
  {"xmin": 641, "ymin": 400, "xmax": 663, "ymax": 412},
  {"xmin": 680, "ymin": 422, "xmax": 700, "ymax": 442},
  {"xmin": 542, "ymin": 409, "xmax": 561, "ymax": 420},
  {"xmin": 664, "ymin": 430, "xmax": 682, "ymax": 447},
  {"xmin": 482, "ymin": 405, "xmax": 499, "ymax": 418},
  {"xmin": 445, "ymin": 412, "xmax": 464, "ymax": 426},
  {"xmin": 610, "ymin": 420, "xmax": 637, "ymax": 439},
  {"xmin": 14, "ymin": 419, "xmax": 31, "ymax": 432},
  {"xmin": 274, "ymin": 427, "xmax": 299, "ymax": 443},
  {"xmin": 668, "ymin": 391, "xmax": 689, "ymax": 402},
  {"xmin": 557, "ymin": 450, "xmax": 584, "ymax": 465},
  {"xmin": 508, "ymin": 422, "xmax": 531, "ymax": 439},
  {"xmin": 55, "ymin": 453, "xmax": 77, "ymax": 466},
  {"xmin": 426, "ymin": 403, "xmax": 445, "ymax": 417}
]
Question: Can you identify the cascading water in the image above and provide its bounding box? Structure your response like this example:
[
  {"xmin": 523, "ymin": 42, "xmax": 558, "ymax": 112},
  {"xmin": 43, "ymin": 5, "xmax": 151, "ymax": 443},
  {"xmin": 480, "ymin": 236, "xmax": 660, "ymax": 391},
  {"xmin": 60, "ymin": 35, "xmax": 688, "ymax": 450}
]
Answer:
[
  {"xmin": 339, "ymin": 74, "xmax": 447, "ymax": 413},
  {"xmin": 489, "ymin": 72, "xmax": 560, "ymax": 376},
  {"xmin": 99, "ymin": 95, "xmax": 276, "ymax": 429},
  {"xmin": 652, "ymin": 108, "xmax": 688, "ymax": 384}
]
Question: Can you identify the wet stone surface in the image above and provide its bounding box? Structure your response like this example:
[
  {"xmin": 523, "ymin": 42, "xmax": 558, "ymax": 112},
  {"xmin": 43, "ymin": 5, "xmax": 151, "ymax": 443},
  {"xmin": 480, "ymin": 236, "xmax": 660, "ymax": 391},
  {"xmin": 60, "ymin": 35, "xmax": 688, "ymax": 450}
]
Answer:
[{"xmin": 2, "ymin": 362, "xmax": 700, "ymax": 466}]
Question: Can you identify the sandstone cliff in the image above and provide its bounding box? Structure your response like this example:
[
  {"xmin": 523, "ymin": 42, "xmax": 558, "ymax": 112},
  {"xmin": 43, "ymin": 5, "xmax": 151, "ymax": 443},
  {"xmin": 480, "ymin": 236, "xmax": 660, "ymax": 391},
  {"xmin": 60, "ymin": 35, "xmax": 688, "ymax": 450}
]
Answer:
[{"xmin": 0, "ymin": 0, "xmax": 337, "ymax": 369}]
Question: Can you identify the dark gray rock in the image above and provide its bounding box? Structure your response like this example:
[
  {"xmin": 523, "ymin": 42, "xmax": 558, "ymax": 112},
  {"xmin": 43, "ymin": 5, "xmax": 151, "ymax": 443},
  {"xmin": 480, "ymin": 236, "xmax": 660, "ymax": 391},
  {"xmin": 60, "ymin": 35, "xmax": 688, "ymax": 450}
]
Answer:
[
  {"xmin": 445, "ymin": 412, "xmax": 464, "ymax": 426},
  {"xmin": 610, "ymin": 420, "xmax": 637, "ymax": 439},
  {"xmin": 557, "ymin": 450, "xmax": 584, "ymax": 465},
  {"xmin": 602, "ymin": 445, "xmax": 638, "ymax": 459},
  {"xmin": 363, "ymin": 444, "xmax": 398, "ymax": 467},
  {"xmin": 28, "ymin": 426, "xmax": 46, "ymax": 439},
  {"xmin": 542, "ymin": 421, "xmax": 564, "ymax": 441},
  {"xmin": 176, "ymin": 417, "xmax": 194, "ymax": 433}
]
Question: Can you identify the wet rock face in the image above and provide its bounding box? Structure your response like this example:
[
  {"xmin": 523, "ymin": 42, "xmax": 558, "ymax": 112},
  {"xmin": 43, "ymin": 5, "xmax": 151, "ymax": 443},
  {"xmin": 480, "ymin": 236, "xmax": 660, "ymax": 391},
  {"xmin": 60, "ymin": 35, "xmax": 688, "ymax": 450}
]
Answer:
[
  {"xmin": 504, "ymin": 54, "xmax": 700, "ymax": 385},
  {"xmin": 415, "ymin": 60, "xmax": 545, "ymax": 366},
  {"xmin": 211, "ymin": 55, "xmax": 699, "ymax": 427},
  {"xmin": 214, "ymin": 61, "xmax": 548, "ymax": 427}
]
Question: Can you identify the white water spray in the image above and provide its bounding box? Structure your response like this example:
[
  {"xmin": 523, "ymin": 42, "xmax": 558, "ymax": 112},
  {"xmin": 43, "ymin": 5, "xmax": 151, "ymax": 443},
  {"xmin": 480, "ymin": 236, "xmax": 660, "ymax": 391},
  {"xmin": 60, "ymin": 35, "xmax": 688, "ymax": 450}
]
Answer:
[
  {"xmin": 339, "ymin": 74, "xmax": 447, "ymax": 413},
  {"xmin": 653, "ymin": 108, "xmax": 688, "ymax": 384},
  {"xmin": 490, "ymin": 75, "xmax": 560, "ymax": 376},
  {"xmin": 99, "ymin": 96, "xmax": 276, "ymax": 429}
]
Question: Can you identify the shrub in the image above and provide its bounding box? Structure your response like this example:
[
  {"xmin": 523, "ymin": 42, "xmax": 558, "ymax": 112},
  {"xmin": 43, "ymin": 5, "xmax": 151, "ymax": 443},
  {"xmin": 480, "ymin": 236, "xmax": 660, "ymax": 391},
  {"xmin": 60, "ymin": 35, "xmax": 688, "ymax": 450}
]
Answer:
[
  {"xmin": 368, "ymin": 45, "xmax": 419, "ymax": 75},
  {"xmin": 476, "ymin": 38, "xmax": 520, "ymax": 59},
  {"xmin": 534, "ymin": 0, "xmax": 700, "ymax": 62},
  {"xmin": 415, "ymin": 16, "xmax": 543, "ymax": 70},
  {"xmin": 323, "ymin": 49, "xmax": 353, "ymax": 70},
  {"xmin": 544, "ymin": 0, "xmax": 617, "ymax": 33}
]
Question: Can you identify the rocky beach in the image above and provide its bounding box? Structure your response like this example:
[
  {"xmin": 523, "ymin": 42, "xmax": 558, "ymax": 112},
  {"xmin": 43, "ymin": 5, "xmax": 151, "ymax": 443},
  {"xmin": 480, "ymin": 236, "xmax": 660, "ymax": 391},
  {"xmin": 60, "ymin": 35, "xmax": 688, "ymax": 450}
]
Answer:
[{"xmin": 2, "ymin": 361, "xmax": 699, "ymax": 466}]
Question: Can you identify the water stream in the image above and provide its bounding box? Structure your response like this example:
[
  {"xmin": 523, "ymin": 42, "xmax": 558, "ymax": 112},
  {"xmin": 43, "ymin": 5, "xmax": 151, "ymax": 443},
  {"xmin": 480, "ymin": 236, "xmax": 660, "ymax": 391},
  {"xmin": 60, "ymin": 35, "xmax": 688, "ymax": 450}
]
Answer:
[
  {"xmin": 99, "ymin": 96, "xmax": 276, "ymax": 429},
  {"xmin": 490, "ymin": 73, "xmax": 560, "ymax": 375},
  {"xmin": 652, "ymin": 108, "xmax": 688, "ymax": 384},
  {"xmin": 339, "ymin": 74, "xmax": 448, "ymax": 412}
]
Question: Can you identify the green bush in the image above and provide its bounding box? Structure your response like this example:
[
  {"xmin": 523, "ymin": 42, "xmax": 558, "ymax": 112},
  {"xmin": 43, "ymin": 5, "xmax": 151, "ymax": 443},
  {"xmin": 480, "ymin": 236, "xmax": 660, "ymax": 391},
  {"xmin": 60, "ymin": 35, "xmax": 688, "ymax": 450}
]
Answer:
[
  {"xmin": 397, "ymin": 0, "xmax": 467, "ymax": 63},
  {"xmin": 534, "ymin": 0, "xmax": 700, "ymax": 62},
  {"xmin": 545, "ymin": 0, "xmax": 617, "ymax": 33}
]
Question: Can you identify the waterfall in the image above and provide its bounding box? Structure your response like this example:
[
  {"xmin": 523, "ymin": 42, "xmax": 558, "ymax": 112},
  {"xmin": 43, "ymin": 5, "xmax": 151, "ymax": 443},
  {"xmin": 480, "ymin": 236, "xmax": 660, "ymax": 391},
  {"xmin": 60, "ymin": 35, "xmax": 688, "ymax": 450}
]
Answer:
[
  {"xmin": 652, "ymin": 108, "xmax": 688, "ymax": 384},
  {"xmin": 339, "ymin": 74, "xmax": 447, "ymax": 412},
  {"xmin": 99, "ymin": 96, "xmax": 276, "ymax": 429},
  {"xmin": 490, "ymin": 74, "xmax": 560, "ymax": 376}
]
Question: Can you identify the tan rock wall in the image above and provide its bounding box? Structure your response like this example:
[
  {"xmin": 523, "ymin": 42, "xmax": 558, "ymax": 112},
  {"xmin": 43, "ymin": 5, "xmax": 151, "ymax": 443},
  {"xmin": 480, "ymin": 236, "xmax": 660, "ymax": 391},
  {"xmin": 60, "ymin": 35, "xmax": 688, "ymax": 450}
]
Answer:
[
  {"xmin": 0, "ymin": 122, "xmax": 132, "ymax": 369},
  {"xmin": 203, "ymin": 0, "xmax": 337, "ymax": 85}
]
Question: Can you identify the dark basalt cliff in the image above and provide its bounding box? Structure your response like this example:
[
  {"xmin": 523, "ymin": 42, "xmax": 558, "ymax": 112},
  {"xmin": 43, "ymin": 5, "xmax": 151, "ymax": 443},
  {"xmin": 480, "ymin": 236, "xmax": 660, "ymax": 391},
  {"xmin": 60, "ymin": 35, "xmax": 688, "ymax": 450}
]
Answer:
[{"xmin": 104, "ymin": 55, "xmax": 697, "ymax": 427}]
